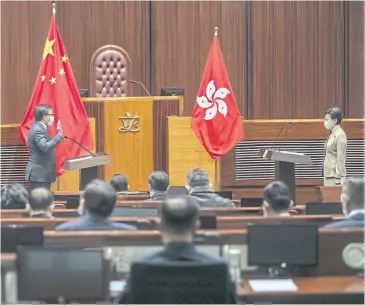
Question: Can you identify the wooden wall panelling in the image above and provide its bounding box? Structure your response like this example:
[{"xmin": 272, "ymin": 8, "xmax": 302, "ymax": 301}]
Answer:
[
  {"xmin": 1, "ymin": 1, "xmax": 31, "ymax": 124},
  {"xmin": 153, "ymin": 99, "xmax": 181, "ymax": 172},
  {"xmin": 250, "ymin": 1, "xmax": 346, "ymax": 119},
  {"xmin": 347, "ymin": 1, "xmax": 364, "ymax": 118},
  {"xmin": 151, "ymin": 1, "xmax": 247, "ymax": 116}
]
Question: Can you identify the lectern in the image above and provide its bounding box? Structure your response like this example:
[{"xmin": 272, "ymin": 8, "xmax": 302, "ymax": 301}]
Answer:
[
  {"xmin": 64, "ymin": 153, "xmax": 111, "ymax": 190},
  {"xmin": 259, "ymin": 149, "xmax": 312, "ymax": 204}
]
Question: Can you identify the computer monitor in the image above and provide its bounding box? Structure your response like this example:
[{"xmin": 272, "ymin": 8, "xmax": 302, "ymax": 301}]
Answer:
[
  {"xmin": 241, "ymin": 198, "xmax": 262, "ymax": 207},
  {"xmin": 17, "ymin": 247, "xmax": 109, "ymax": 303},
  {"xmin": 167, "ymin": 186, "xmax": 189, "ymax": 196},
  {"xmin": 160, "ymin": 87, "xmax": 185, "ymax": 96},
  {"xmin": 214, "ymin": 191, "xmax": 233, "ymax": 200},
  {"xmin": 248, "ymin": 224, "xmax": 318, "ymax": 270},
  {"xmin": 199, "ymin": 215, "xmax": 217, "ymax": 229},
  {"xmin": 79, "ymin": 89, "xmax": 89, "ymax": 97},
  {"xmin": 306, "ymin": 202, "xmax": 343, "ymax": 215},
  {"xmin": 1, "ymin": 226, "xmax": 44, "ymax": 253},
  {"xmin": 111, "ymin": 206, "xmax": 160, "ymax": 217}
]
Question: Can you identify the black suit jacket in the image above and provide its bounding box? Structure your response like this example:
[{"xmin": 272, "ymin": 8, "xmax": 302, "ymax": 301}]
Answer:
[
  {"xmin": 25, "ymin": 121, "xmax": 63, "ymax": 183},
  {"xmin": 324, "ymin": 212, "xmax": 364, "ymax": 229},
  {"xmin": 118, "ymin": 242, "xmax": 237, "ymax": 304},
  {"xmin": 55, "ymin": 213, "xmax": 137, "ymax": 231}
]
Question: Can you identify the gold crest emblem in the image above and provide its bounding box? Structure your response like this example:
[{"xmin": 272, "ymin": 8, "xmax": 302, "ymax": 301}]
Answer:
[{"xmin": 118, "ymin": 112, "xmax": 140, "ymax": 133}]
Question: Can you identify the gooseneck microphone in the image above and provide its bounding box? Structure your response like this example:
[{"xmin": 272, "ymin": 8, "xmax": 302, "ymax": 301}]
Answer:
[
  {"xmin": 64, "ymin": 136, "xmax": 95, "ymax": 156},
  {"xmin": 278, "ymin": 122, "xmax": 295, "ymax": 151},
  {"xmin": 271, "ymin": 122, "xmax": 291, "ymax": 151},
  {"xmin": 129, "ymin": 79, "xmax": 151, "ymax": 96}
]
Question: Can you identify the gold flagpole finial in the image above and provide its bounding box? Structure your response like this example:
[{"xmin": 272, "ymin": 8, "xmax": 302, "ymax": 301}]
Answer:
[
  {"xmin": 214, "ymin": 27, "xmax": 219, "ymax": 36},
  {"xmin": 52, "ymin": 1, "xmax": 56, "ymax": 15}
]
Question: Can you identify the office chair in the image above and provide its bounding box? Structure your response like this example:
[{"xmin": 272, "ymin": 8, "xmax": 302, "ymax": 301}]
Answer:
[{"xmin": 131, "ymin": 261, "xmax": 229, "ymax": 304}]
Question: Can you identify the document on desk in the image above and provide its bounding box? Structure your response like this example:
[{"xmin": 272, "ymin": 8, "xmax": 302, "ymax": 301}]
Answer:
[{"xmin": 249, "ymin": 279, "xmax": 298, "ymax": 292}]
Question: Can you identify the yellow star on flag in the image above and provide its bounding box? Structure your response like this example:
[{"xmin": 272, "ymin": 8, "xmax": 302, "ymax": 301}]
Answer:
[
  {"xmin": 49, "ymin": 76, "xmax": 56, "ymax": 85},
  {"xmin": 61, "ymin": 55, "xmax": 68, "ymax": 63},
  {"xmin": 58, "ymin": 68, "xmax": 65, "ymax": 76},
  {"xmin": 42, "ymin": 39, "xmax": 56, "ymax": 60},
  {"xmin": 40, "ymin": 75, "xmax": 46, "ymax": 82}
]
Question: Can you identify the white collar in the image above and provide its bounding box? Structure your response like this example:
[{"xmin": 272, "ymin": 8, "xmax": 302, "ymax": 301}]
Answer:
[
  {"xmin": 347, "ymin": 209, "xmax": 365, "ymax": 218},
  {"xmin": 39, "ymin": 121, "xmax": 47, "ymax": 130}
]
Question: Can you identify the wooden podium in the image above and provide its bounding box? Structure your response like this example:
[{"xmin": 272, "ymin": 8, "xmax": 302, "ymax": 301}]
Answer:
[
  {"xmin": 259, "ymin": 149, "xmax": 312, "ymax": 204},
  {"xmin": 82, "ymin": 96, "xmax": 183, "ymax": 191},
  {"xmin": 64, "ymin": 153, "xmax": 111, "ymax": 190}
]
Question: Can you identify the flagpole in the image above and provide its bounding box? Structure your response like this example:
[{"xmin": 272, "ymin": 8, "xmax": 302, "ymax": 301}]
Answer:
[
  {"xmin": 214, "ymin": 26, "xmax": 219, "ymax": 191},
  {"xmin": 52, "ymin": 1, "xmax": 56, "ymax": 15}
]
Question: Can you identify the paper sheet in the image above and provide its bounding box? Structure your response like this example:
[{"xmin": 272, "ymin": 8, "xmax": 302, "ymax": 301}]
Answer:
[{"xmin": 249, "ymin": 279, "xmax": 298, "ymax": 292}]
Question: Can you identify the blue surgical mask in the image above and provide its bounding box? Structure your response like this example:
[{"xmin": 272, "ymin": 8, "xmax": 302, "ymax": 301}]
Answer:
[{"xmin": 47, "ymin": 116, "xmax": 54, "ymax": 126}]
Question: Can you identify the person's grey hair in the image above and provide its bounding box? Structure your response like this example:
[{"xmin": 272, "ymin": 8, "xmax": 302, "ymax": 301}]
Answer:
[
  {"xmin": 149, "ymin": 171, "xmax": 169, "ymax": 192},
  {"xmin": 325, "ymin": 107, "xmax": 342, "ymax": 125},
  {"xmin": 35, "ymin": 104, "xmax": 52, "ymax": 121},
  {"xmin": 29, "ymin": 188, "xmax": 53, "ymax": 211},
  {"xmin": 345, "ymin": 177, "xmax": 364, "ymax": 208},
  {"xmin": 1, "ymin": 183, "xmax": 29, "ymax": 209},
  {"xmin": 186, "ymin": 168, "xmax": 209, "ymax": 188}
]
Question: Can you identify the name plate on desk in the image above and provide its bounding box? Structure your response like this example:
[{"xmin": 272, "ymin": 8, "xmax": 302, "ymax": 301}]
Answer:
[{"xmin": 249, "ymin": 279, "xmax": 298, "ymax": 292}]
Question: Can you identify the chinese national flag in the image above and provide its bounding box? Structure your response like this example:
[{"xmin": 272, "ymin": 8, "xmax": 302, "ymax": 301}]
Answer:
[
  {"xmin": 20, "ymin": 14, "xmax": 93, "ymax": 176},
  {"xmin": 191, "ymin": 36, "xmax": 244, "ymax": 160}
]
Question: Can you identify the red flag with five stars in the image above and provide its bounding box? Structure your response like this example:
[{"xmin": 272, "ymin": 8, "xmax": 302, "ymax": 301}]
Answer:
[{"xmin": 20, "ymin": 14, "xmax": 93, "ymax": 176}]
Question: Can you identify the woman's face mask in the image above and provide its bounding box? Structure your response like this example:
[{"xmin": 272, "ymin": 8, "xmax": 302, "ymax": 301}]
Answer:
[{"xmin": 324, "ymin": 115, "xmax": 336, "ymax": 130}]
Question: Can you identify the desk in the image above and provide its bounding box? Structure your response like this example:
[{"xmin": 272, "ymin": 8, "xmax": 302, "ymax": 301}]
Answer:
[{"xmin": 238, "ymin": 276, "xmax": 364, "ymax": 304}]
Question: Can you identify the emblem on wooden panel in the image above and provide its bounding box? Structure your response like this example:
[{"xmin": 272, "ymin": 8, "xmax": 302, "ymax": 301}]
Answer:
[{"xmin": 118, "ymin": 112, "xmax": 140, "ymax": 133}]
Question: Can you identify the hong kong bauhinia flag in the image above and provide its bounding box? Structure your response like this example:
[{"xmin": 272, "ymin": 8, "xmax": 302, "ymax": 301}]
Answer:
[
  {"xmin": 191, "ymin": 34, "xmax": 244, "ymax": 160},
  {"xmin": 20, "ymin": 14, "xmax": 93, "ymax": 176}
]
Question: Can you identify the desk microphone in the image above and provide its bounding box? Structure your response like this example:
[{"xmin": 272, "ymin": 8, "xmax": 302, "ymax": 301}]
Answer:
[
  {"xmin": 278, "ymin": 122, "xmax": 295, "ymax": 151},
  {"xmin": 271, "ymin": 122, "xmax": 292, "ymax": 151},
  {"xmin": 129, "ymin": 80, "xmax": 151, "ymax": 96},
  {"xmin": 64, "ymin": 136, "xmax": 95, "ymax": 157}
]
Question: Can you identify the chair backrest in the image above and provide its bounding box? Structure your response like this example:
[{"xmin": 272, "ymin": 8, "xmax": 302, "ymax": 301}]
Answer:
[
  {"xmin": 130, "ymin": 261, "xmax": 229, "ymax": 304},
  {"xmin": 167, "ymin": 186, "xmax": 189, "ymax": 195},
  {"xmin": 306, "ymin": 202, "xmax": 343, "ymax": 215},
  {"xmin": 90, "ymin": 45, "xmax": 131, "ymax": 97}
]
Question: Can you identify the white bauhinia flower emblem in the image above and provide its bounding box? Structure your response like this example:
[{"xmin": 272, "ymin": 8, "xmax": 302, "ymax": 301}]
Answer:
[{"xmin": 196, "ymin": 80, "xmax": 230, "ymax": 120}]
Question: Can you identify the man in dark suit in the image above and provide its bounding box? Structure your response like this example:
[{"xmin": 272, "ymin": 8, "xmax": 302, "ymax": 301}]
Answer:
[
  {"xmin": 118, "ymin": 196, "xmax": 236, "ymax": 303},
  {"xmin": 56, "ymin": 179, "xmax": 136, "ymax": 231},
  {"xmin": 186, "ymin": 168, "xmax": 234, "ymax": 207},
  {"xmin": 29, "ymin": 188, "xmax": 54, "ymax": 218},
  {"xmin": 147, "ymin": 171, "xmax": 169, "ymax": 201},
  {"xmin": 325, "ymin": 177, "xmax": 364, "ymax": 229},
  {"xmin": 25, "ymin": 104, "xmax": 63, "ymax": 190},
  {"xmin": 110, "ymin": 174, "xmax": 130, "ymax": 195}
]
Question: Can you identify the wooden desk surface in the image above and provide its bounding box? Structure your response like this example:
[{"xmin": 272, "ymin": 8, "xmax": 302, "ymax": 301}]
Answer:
[{"xmin": 238, "ymin": 276, "xmax": 364, "ymax": 295}]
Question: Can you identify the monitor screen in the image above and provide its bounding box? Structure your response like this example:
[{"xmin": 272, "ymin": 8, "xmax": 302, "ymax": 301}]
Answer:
[
  {"xmin": 214, "ymin": 191, "xmax": 233, "ymax": 200},
  {"xmin": 160, "ymin": 87, "xmax": 185, "ymax": 96},
  {"xmin": 111, "ymin": 206, "xmax": 159, "ymax": 217},
  {"xmin": 248, "ymin": 224, "xmax": 318, "ymax": 267},
  {"xmin": 167, "ymin": 186, "xmax": 189, "ymax": 196},
  {"xmin": 17, "ymin": 248, "xmax": 108, "ymax": 302},
  {"xmin": 306, "ymin": 203, "xmax": 343, "ymax": 215},
  {"xmin": 1, "ymin": 226, "xmax": 43, "ymax": 253}
]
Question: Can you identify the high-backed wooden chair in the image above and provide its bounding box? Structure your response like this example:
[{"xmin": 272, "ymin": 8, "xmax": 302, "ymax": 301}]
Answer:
[{"xmin": 90, "ymin": 45, "xmax": 131, "ymax": 97}]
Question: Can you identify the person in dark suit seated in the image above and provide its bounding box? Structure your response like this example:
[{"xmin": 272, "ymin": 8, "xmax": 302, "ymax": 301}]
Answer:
[
  {"xmin": 262, "ymin": 181, "xmax": 293, "ymax": 217},
  {"xmin": 110, "ymin": 174, "xmax": 130, "ymax": 195},
  {"xmin": 147, "ymin": 171, "xmax": 169, "ymax": 201},
  {"xmin": 29, "ymin": 188, "xmax": 54, "ymax": 218},
  {"xmin": 56, "ymin": 179, "xmax": 136, "ymax": 231},
  {"xmin": 118, "ymin": 196, "xmax": 236, "ymax": 303},
  {"xmin": 186, "ymin": 168, "xmax": 234, "ymax": 207},
  {"xmin": 25, "ymin": 104, "xmax": 63, "ymax": 190},
  {"xmin": 1, "ymin": 183, "xmax": 29, "ymax": 209},
  {"xmin": 325, "ymin": 177, "xmax": 364, "ymax": 228}
]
